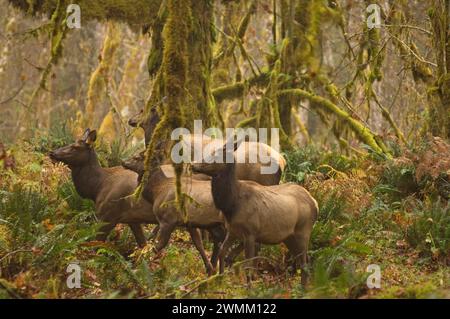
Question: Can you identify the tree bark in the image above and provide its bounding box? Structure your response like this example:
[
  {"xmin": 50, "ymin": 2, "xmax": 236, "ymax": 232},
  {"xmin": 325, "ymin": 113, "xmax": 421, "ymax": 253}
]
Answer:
[{"xmin": 429, "ymin": 0, "xmax": 450, "ymax": 138}]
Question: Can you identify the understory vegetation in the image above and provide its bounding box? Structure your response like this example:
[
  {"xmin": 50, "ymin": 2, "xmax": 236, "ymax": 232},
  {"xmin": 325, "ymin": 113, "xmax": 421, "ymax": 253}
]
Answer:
[{"xmin": 1, "ymin": 123, "xmax": 448, "ymax": 299}]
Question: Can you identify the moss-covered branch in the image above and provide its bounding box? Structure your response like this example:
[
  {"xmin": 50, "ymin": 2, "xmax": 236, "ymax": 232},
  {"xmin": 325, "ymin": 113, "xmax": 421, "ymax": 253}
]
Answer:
[
  {"xmin": 212, "ymin": 72, "xmax": 270, "ymax": 103},
  {"xmin": 8, "ymin": 0, "xmax": 162, "ymax": 27},
  {"xmin": 278, "ymin": 88, "xmax": 388, "ymax": 154}
]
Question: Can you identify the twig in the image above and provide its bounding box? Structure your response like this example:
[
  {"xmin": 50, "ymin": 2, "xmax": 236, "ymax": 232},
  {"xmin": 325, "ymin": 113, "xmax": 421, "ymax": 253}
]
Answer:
[
  {"xmin": 0, "ymin": 82, "xmax": 25, "ymax": 104},
  {"xmin": 0, "ymin": 249, "xmax": 32, "ymax": 262},
  {"xmin": 180, "ymin": 255, "xmax": 280, "ymax": 298},
  {"xmin": 382, "ymin": 24, "xmax": 433, "ymax": 36},
  {"xmin": 390, "ymin": 34, "xmax": 437, "ymax": 67}
]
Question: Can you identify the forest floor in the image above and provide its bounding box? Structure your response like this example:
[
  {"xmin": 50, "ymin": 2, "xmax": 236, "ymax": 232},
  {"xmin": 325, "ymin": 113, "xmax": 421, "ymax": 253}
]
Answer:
[{"xmin": 0, "ymin": 129, "xmax": 449, "ymax": 299}]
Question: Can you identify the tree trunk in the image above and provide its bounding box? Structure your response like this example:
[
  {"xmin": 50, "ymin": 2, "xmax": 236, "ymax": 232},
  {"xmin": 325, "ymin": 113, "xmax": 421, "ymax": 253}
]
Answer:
[{"xmin": 429, "ymin": 0, "xmax": 450, "ymax": 138}]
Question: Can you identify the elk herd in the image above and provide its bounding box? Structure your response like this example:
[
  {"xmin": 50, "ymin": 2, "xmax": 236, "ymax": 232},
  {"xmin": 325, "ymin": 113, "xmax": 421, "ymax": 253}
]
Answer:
[{"xmin": 49, "ymin": 108, "xmax": 318, "ymax": 286}]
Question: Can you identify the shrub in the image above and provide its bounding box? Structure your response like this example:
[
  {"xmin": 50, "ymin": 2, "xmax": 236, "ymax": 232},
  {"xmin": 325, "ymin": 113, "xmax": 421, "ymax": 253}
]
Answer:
[
  {"xmin": 57, "ymin": 180, "xmax": 94, "ymax": 212},
  {"xmin": 283, "ymin": 145, "xmax": 359, "ymax": 184},
  {"xmin": 376, "ymin": 157, "xmax": 419, "ymax": 200},
  {"xmin": 310, "ymin": 191, "xmax": 349, "ymax": 249},
  {"xmin": 405, "ymin": 200, "xmax": 450, "ymax": 263},
  {"xmin": 96, "ymin": 137, "xmax": 143, "ymax": 168},
  {"xmin": 31, "ymin": 118, "xmax": 74, "ymax": 154}
]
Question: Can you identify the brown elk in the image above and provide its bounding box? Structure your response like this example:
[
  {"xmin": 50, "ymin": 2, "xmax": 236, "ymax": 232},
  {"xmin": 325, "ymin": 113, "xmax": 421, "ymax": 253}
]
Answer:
[
  {"xmin": 122, "ymin": 151, "xmax": 226, "ymax": 275},
  {"xmin": 128, "ymin": 107, "xmax": 286, "ymax": 185},
  {"xmin": 49, "ymin": 129, "xmax": 157, "ymax": 247},
  {"xmin": 192, "ymin": 138, "xmax": 318, "ymax": 286},
  {"xmin": 128, "ymin": 107, "xmax": 160, "ymax": 146}
]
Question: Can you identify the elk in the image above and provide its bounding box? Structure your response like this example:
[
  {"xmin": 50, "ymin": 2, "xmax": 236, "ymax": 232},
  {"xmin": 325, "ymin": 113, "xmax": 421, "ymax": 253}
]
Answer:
[
  {"xmin": 128, "ymin": 107, "xmax": 287, "ymax": 185},
  {"xmin": 192, "ymin": 138, "xmax": 319, "ymax": 286},
  {"xmin": 128, "ymin": 107, "xmax": 160, "ymax": 146},
  {"xmin": 49, "ymin": 129, "xmax": 157, "ymax": 247},
  {"xmin": 122, "ymin": 151, "xmax": 226, "ymax": 275}
]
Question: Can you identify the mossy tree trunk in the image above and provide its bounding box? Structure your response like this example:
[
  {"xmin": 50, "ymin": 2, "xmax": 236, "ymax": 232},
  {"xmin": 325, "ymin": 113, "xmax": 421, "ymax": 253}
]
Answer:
[
  {"xmin": 85, "ymin": 22, "xmax": 121, "ymax": 129},
  {"xmin": 143, "ymin": 0, "xmax": 219, "ymax": 133},
  {"xmin": 185, "ymin": 0, "xmax": 221, "ymax": 129},
  {"xmin": 99, "ymin": 34, "xmax": 145, "ymax": 143},
  {"xmin": 139, "ymin": 0, "xmax": 190, "ymax": 213},
  {"xmin": 428, "ymin": 0, "xmax": 450, "ymax": 139}
]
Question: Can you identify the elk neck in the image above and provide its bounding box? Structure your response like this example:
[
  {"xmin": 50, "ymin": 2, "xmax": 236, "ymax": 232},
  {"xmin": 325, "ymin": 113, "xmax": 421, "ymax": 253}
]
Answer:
[
  {"xmin": 211, "ymin": 162, "xmax": 239, "ymax": 221},
  {"xmin": 70, "ymin": 150, "xmax": 105, "ymax": 201},
  {"xmin": 142, "ymin": 166, "xmax": 167, "ymax": 204}
]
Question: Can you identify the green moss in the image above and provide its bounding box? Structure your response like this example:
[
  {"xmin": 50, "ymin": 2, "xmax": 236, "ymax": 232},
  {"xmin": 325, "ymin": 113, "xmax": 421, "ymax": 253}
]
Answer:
[
  {"xmin": 85, "ymin": 22, "xmax": 121, "ymax": 127},
  {"xmin": 139, "ymin": 0, "xmax": 191, "ymax": 215},
  {"xmin": 8, "ymin": 0, "xmax": 162, "ymax": 26},
  {"xmin": 268, "ymin": 60, "xmax": 292, "ymax": 149},
  {"xmin": 147, "ymin": 7, "xmax": 166, "ymax": 77},
  {"xmin": 278, "ymin": 88, "xmax": 389, "ymax": 155},
  {"xmin": 27, "ymin": 0, "xmax": 68, "ymax": 110},
  {"xmin": 212, "ymin": 72, "xmax": 270, "ymax": 103}
]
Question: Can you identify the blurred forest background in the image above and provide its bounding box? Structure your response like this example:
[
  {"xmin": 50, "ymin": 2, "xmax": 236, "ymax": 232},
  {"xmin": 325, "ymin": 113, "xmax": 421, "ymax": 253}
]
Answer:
[{"xmin": 0, "ymin": 0, "xmax": 449, "ymax": 298}]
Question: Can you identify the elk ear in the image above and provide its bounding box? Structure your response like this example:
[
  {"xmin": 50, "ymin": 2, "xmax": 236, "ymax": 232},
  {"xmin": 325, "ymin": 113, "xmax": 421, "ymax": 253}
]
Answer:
[
  {"xmin": 86, "ymin": 130, "xmax": 97, "ymax": 145},
  {"xmin": 81, "ymin": 128, "xmax": 91, "ymax": 142},
  {"xmin": 233, "ymin": 138, "xmax": 244, "ymax": 151},
  {"xmin": 222, "ymin": 135, "xmax": 235, "ymax": 154}
]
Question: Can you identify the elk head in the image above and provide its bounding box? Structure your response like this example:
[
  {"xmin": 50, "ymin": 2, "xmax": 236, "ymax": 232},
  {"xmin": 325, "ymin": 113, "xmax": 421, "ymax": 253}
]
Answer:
[
  {"xmin": 122, "ymin": 151, "xmax": 145, "ymax": 176},
  {"xmin": 128, "ymin": 106, "xmax": 160, "ymax": 143},
  {"xmin": 192, "ymin": 136, "xmax": 243, "ymax": 176},
  {"xmin": 49, "ymin": 129, "xmax": 97, "ymax": 167}
]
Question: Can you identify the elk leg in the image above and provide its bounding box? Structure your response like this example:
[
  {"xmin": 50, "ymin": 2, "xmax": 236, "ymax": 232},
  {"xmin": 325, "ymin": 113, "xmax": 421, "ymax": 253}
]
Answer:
[
  {"xmin": 244, "ymin": 235, "xmax": 256, "ymax": 284},
  {"xmin": 188, "ymin": 227, "xmax": 215, "ymax": 276},
  {"xmin": 96, "ymin": 222, "xmax": 116, "ymax": 242},
  {"xmin": 225, "ymin": 241, "xmax": 260, "ymax": 266},
  {"xmin": 149, "ymin": 225, "xmax": 160, "ymax": 239},
  {"xmin": 225, "ymin": 242, "xmax": 243, "ymax": 266},
  {"xmin": 255, "ymin": 243, "xmax": 261, "ymax": 256},
  {"xmin": 296, "ymin": 234, "xmax": 310, "ymax": 287},
  {"xmin": 208, "ymin": 226, "xmax": 226, "ymax": 269},
  {"xmin": 218, "ymin": 232, "xmax": 234, "ymax": 274},
  {"xmin": 283, "ymin": 236, "xmax": 299, "ymax": 273},
  {"xmin": 155, "ymin": 222, "xmax": 176, "ymax": 252},
  {"xmin": 202, "ymin": 229, "xmax": 210, "ymax": 242},
  {"xmin": 129, "ymin": 223, "xmax": 146, "ymax": 248},
  {"xmin": 284, "ymin": 235, "xmax": 309, "ymax": 286}
]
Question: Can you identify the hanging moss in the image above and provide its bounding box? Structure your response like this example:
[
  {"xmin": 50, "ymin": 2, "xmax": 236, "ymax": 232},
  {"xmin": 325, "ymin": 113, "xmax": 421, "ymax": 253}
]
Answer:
[
  {"xmin": 27, "ymin": 0, "xmax": 67, "ymax": 109},
  {"xmin": 8, "ymin": 0, "xmax": 162, "ymax": 27},
  {"xmin": 147, "ymin": 4, "xmax": 166, "ymax": 77},
  {"xmin": 84, "ymin": 22, "xmax": 121, "ymax": 129}
]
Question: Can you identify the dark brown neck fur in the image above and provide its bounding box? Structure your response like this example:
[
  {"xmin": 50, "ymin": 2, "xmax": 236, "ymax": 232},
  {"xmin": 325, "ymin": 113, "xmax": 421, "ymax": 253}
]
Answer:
[
  {"xmin": 70, "ymin": 150, "xmax": 105, "ymax": 201},
  {"xmin": 142, "ymin": 167, "xmax": 168, "ymax": 203},
  {"xmin": 211, "ymin": 163, "xmax": 240, "ymax": 221}
]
